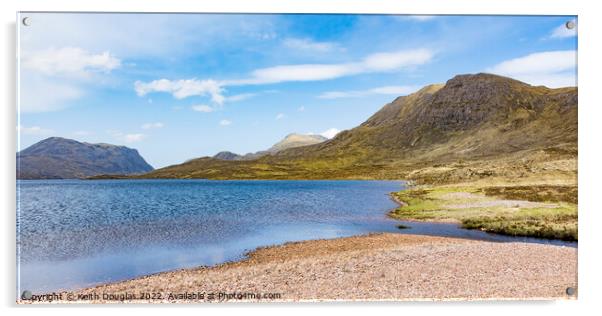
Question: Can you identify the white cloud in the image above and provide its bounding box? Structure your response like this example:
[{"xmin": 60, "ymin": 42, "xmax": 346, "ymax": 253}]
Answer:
[
  {"xmin": 20, "ymin": 47, "xmax": 120, "ymax": 113},
  {"xmin": 19, "ymin": 14, "xmax": 279, "ymax": 113},
  {"xmin": 124, "ymin": 134, "xmax": 146, "ymax": 143},
  {"xmin": 243, "ymin": 64, "xmax": 354, "ymax": 84},
  {"xmin": 319, "ymin": 85, "xmax": 419, "ymax": 99},
  {"xmin": 298, "ymin": 106, "xmax": 305, "ymax": 112},
  {"xmin": 22, "ymin": 47, "xmax": 121, "ymax": 78},
  {"xmin": 219, "ymin": 119, "xmax": 232, "ymax": 126},
  {"xmin": 136, "ymin": 49, "xmax": 434, "ymax": 104},
  {"xmin": 134, "ymin": 79, "xmax": 225, "ymax": 104},
  {"xmin": 233, "ymin": 48, "xmax": 433, "ymax": 85},
  {"xmin": 141, "ymin": 122, "xmax": 164, "ymax": 129},
  {"xmin": 488, "ymin": 51, "xmax": 575, "ymax": 75},
  {"xmin": 319, "ymin": 128, "xmax": 340, "ymax": 139},
  {"xmin": 275, "ymin": 113, "xmax": 285, "ymax": 120},
  {"xmin": 486, "ymin": 50, "xmax": 577, "ymax": 88},
  {"xmin": 283, "ymin": 38, "xmax": 340, "ymax": 53},
  {"xmin": 550, "ymin": 19, "xmax": 577, "ymax": 39},
  {"xmin": 17, "ymin": 124, "xmax": 53, "ymax": 135},
  {"xmin": 191, "ymin": 104, "xmax": 214, "ymax": 113},
  {"xmin": 108, "ymin": 130, "xmax": 146, "ymax": 143},
  {"xmin": 224, "ymin": 93, "xmax": 257, "ymax": 102}
]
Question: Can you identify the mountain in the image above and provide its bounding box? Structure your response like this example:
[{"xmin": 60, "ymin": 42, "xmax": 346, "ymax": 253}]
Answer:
[
  {"xmin": 266, "ymin": 133, "xmax": 328, "ymax": 153},
  {"xmin": 213, "ymin": 133, "xmax": 328, "ymax": 161},
  {"xmin": 17, "ymin": 137, "xmax": 154, "ymax": 179},
  {"xmin": 138, "ymin": 73, "xmax": 577, "ymax": 181},
  {"xmin": 213, "ymin": 151, "xmax": 242, "ymax": 161}
]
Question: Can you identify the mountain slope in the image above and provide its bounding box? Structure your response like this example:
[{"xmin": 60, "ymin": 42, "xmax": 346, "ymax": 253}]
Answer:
[
  {"xmin": 266, "ymin": 133, "xmax": 328, "ymax": 153},
  {"xmin": 213, "ymin": 133, "xmax": 328, "ymax": 161},
  {"xmin": 17, "ymin": 137, "xmax": 154, "ymax": 179},
  {"xmin": 140, "ymin": 73, "xmax": 577, "ymax": 181}
]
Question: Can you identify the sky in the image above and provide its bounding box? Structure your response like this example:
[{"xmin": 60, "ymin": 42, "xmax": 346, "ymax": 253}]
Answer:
[{"xmin": 17, "ymin": 14, "xmax": 577, "ymax": 168}]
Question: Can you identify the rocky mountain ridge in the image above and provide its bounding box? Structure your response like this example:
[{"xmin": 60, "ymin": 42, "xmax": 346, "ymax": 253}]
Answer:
[{"xmin": 17, "ymin": 137, "xmax": 154, "ymax": 179}]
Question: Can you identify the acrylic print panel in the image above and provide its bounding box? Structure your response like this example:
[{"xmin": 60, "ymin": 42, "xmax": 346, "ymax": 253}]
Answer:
[{"xmin": 16, "ymin": 12, "xmax": 578, "ymax": 303}]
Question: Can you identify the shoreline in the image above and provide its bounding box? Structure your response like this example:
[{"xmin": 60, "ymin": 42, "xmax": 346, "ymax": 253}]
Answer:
[
  {"xmin": 387, "ymin": 182, "xmax": 578, "ymax": 242},
  {"xmin": 387, "ymin": 192, "xmax": 458, "ymax": 224},
  {"xmin": 21, "ymin": 232, "xmax": 577, "ymax": 303}
]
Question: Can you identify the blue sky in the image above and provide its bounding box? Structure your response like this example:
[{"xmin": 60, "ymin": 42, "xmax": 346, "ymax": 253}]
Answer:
[{"xmin": 18, "ymin": 14, "xmax": 577, "ymax": 168}]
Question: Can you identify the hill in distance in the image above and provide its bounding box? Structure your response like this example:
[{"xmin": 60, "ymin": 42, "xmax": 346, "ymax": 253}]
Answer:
[
  {"xmin": 213, "ymin": 133, "xmax": 328, "ymax": 161},
  {"xmin": 137, "ymin": 73, "xmax": 577, "ymax": 182},
  {"xmin": 17, "ymin": 137, "xmax": 154, "ymax": 179},
  {"xmin": 267, "ymin": 133, "xmax": 328, "ymax": 153}
]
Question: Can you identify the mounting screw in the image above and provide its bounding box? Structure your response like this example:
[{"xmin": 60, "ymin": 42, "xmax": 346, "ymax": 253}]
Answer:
[
  {"xmin": 566, "ymin": 287, "xmax": 576, "ymax": 296},
  {"xmin": 565, "ymin": 20, "xmax": 575, "ymax": 30},
  {"xmin": 22, "ymin": 17, "xmax": 31, "ymax": 26},
  {"xmin": 21, "ymin": 290, "xmax": 32, "ymax": 300}
]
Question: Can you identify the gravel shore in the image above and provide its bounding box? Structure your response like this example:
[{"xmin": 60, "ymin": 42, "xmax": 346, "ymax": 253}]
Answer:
[{"xmin": 57, "ymin": 233, "xmax": 577, "ymax": 303}]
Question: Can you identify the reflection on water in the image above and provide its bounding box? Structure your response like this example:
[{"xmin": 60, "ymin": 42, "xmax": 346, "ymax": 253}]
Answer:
[{"xmin": 17, "ymin": 179, "xmax": 576, "ymax": 293}]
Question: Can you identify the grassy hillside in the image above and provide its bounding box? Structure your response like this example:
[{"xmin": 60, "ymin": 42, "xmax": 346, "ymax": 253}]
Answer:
[{"xmin": 139, "ymin": 73, "xmax": 577, "ymax": 183}]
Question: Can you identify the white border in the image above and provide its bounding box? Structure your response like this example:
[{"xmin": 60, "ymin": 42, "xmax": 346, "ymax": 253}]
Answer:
[
  {"xmin": 2, "ymin": 0, "xmax": 601, "ymax": 315},
  {"xmin": 9, "ymin": 0, "xmax": 581, "ymax": 15}
]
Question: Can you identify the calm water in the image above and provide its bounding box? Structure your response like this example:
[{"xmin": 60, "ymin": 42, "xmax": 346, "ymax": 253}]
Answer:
[{"xmin": 17, "ymin": 179, "xmax": 575, "ymax": 293}]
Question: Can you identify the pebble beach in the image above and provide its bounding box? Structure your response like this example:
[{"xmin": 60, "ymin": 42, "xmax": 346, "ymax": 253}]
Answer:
[{"xmin": 57, "ymin": 233, "xmax": 577, "ymax": 303}]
